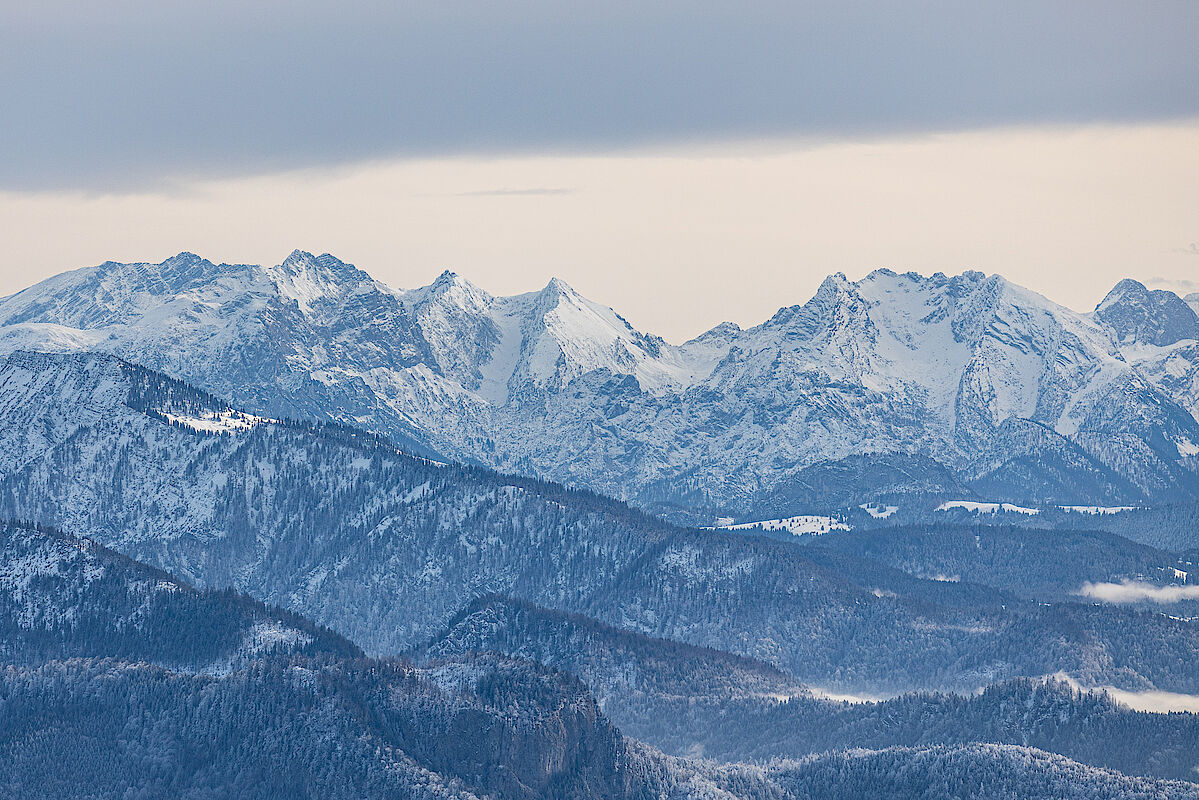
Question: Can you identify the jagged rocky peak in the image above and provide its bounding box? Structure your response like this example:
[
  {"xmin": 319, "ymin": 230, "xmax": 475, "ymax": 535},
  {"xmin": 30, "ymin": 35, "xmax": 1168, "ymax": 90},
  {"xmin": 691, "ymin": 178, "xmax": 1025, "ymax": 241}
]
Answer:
[
  {"xmin": 539, "ymin": 274, "xmax": 581, "ymax": 299},
  {"xmin": 0, "ymin": 251, "xmax": 231, "ymax": 330},
  {"xmin": 762, "ymin": 271, "xmax": 851, "ymax": 335},
  {"xmin": 688, "ymin": 320, "xmax": 741, "ymax": 342},
  {"xmin": 94, "ymin": 250, "xmax": 218, "ymax": 280},
  {"xmin": 274, "ymin": 248, "xmax": 357, "ymax": 274},
  {"xmin": 497, "ymin": 273, "xmax": 711, "ymax": 396},
  {"xmin": 159, "ymin": 250, "xmax": 210, "ymax": 269},
  {"xmin": 1095, "ymin": 278, "xmax": 1199, "ymax": 346},
  {"xmin": 106, "ymin": 251, "xmax": 245, "ymax": 293},
  {"xmin": 765, "ymin": 268, "xmax": 1001, "ymax": 343},
  {"xmin": 527, "ymin": 275, "xmax": 658, "ymax": 345},
  {"xmin": 524, "ymin": 275, "xmax": 615, "ymax": 333},
  {"xmin": 402, "ymin": 269, "xmax": 500, "ymax": 390},
  {"xmin": 5, "ymin": 255, "xmax": 1199, "ymax": 514},
  {"xmin": 407, "ymin": 268, "xmax": 495, "ymax": 314},
  {"xmin": 807, "ymin": 268, "xmax": 1116, "ymax": 365},
  {"xmin": 261, "ymin": 249, "xmax": 381, "ymax": 313}
]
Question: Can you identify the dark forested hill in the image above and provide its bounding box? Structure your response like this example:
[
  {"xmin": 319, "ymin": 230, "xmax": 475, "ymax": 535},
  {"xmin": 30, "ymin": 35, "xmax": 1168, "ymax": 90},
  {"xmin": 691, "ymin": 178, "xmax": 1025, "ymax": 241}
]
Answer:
[
  {"xmin": 0, "ymin": 520, "xmax": 701, "ymax": 799},
  {"xmin": 9, "ymin": 657, "xmax": 1194, "ymax": 800},
  {"xmin": 0, "ymin": 655, "xmax": 694, "ymax": 800},
  {"xmin": 424, "ymin": 596, "xmax": 1199, "ymax": 781},
  {"xmin": 420, "ymin": 594, "xmax": 805, "ymax": 735},
  {"xmin": 770, "ymin": 744, "xmax": 1199, "ymax": 800},
  {"xmin": 0, "ymin": 520, "xmax": 357, "ymax": 670},
  {"xmin": 805, "ymin": 523, "xmax": 1189, "ymax": 601}
]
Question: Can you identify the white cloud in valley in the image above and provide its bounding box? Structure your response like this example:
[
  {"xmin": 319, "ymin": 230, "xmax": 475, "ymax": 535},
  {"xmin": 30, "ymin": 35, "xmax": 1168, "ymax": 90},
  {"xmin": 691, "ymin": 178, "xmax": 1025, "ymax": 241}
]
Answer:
[{"xmin": 1077, "ymin": 580, "xmax": 1199, "ymax": 605}]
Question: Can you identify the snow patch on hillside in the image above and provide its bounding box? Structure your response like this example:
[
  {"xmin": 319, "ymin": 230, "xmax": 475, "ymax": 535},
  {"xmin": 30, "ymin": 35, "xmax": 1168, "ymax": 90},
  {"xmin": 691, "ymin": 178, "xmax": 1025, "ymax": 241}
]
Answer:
[
  {"xmin": 938, "ymin": 502, "xmax": 1140, "ymax": 516},
  {"xmin": 242, "ymin": 620, "xmax": 314, "ymax": 655},
  {"xmin": 859, "ymin": 503, "xmax": 899, "ymax": 519},
  {"xmin": 162, "ymin": 410, "xmax": 268, "ymax": 433},
  {"xmin": 0, "ymin": 543, "xmax": 99, "ymax": 599},
  {"xmin": 1176, "ymin": 436, "xmax": 1199, "ymax": 457},
  {"xmin": 718, "ymin": 515, "xmax": 851, "ymax": 536},
  {"xmin": 1058, "ymin": 505, "xmax": 1139, "ymax": 515},
  {"xmin": 936, "ymin": 501, "xmax": 1040, "ymax": 515},
  {"xmin": 402, "ymin": 481, "xmax": 433, "ymax": 504}
]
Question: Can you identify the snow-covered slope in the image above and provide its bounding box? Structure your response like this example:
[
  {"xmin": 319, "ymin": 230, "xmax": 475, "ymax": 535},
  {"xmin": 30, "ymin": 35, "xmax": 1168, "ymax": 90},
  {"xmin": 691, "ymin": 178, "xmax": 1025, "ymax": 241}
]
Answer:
[
  {"xmin": 1092, "ymin": 278, "xmax": 1199, "ymax": 439},
  {"xmin": 3, "ymin": 254, "xmax": 1199, "ymax": 520},
  {"xmin": 0, "ymin": 251, "xmax": 443, "ymax": 455}
]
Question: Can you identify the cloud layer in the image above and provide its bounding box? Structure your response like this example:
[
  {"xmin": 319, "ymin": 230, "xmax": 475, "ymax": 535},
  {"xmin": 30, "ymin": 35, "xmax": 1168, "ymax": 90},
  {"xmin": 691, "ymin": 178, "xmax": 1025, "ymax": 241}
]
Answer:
[
  {"xmin": 1052, "ymin": 674, "xmax": 1199, "ymax": 714},
  {"xmin": 2, "ymin": 1, "xmax": 1197, "ymax": 189},
  {"xmin": 1078, "ymin": 580, "xmax": 1199, "ymax": 604}
]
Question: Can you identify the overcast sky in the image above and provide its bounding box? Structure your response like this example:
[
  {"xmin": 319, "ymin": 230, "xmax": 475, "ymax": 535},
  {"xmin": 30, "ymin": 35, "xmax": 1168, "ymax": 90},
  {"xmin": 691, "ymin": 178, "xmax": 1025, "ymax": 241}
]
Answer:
[{"xmin": 1, "ymin": 1, "xmax": 1197, "ymax": 341}]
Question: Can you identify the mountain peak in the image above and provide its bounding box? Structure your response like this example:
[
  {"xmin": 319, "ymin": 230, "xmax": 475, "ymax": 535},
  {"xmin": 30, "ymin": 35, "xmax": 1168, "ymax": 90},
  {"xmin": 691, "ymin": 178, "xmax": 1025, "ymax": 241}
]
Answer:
[
  {"xmin": 286, "ymin": 249, "xmax": 366, "ymax": 269},
  {"xmin": 415, "ymin": 269, "xmax": 494, "ymax": 317},
  {"xmin": 428, "ymin": 268, "xmax": 486, "ymax": 295},
  {"xmin": 528, "ymin": 276, "xmax": 586, "ymax": 318},
  {"xmin": 281, "ymin": 248, "xmax": 317, "ymax": 266},
  {"xmin": 150, "ymin": 251, "xmax": 220, "ymax": 278},
  {"xmin": 277, "ymin": 249, "xmax": 357, "ymax": 274},
  {"xmin": 1097, "ymin": 278, "xmax": 1150, "ymax": 309},
  {"xmin": 263, "ymin": 251, "xmax": 373, "ymax": 313},
  {"xmin": 820, "ymin": 271, "xmax": 852, "ymax": 290},
  {"xmin": 163, "ymin": 251, "xmax": 207, "ymax": 265},
  {"xmin": 540, "ymin": 276, "xmax": 580, "ymax": 299},
  {"xmin": 1095, "ymin": 278, "xmax": 1199, "ymax": 346},
  {"xmin": 537, "ymin": 277, "xmax": 568, "ymax": 298}
]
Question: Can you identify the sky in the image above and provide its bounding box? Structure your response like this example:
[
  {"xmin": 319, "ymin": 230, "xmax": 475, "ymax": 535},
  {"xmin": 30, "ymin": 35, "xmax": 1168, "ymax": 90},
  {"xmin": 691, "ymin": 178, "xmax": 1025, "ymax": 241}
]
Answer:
[{"xmin": 1, "ymin": 1, "xmax": 1197, "ymax": 342}]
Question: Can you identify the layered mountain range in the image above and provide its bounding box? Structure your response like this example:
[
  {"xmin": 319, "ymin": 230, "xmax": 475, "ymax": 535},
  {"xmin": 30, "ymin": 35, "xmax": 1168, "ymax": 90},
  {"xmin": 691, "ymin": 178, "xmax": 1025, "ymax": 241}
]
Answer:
[
  {"xmin": 425, "ymin": 595, "xmax": 1199, "ymax": 782},
  {"xmin": 0, "ymin": 522, "xmax": 729, "ymax": 800},
  {"xmin": 5, "ymin": 249, "xmax": 1199, "ymax": 795},
  {"xmin": 6, "ymin": 518, "xmax": 1195, "ymax": 799},
  {"xmin": 0, "ymin": 350, "xmax": 1196, "ymax": 698},
  {"xmin": 4, "ymin": 252, "xmax": 1199, "ymax": 522}
]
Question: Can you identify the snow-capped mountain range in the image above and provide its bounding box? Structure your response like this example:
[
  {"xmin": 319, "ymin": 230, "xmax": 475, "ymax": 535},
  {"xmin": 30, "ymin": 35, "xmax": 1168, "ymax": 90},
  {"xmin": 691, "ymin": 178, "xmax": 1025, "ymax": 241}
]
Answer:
[{"xmin": 2, "ymin": 250, "xmax": 1199, "ymax": 521}]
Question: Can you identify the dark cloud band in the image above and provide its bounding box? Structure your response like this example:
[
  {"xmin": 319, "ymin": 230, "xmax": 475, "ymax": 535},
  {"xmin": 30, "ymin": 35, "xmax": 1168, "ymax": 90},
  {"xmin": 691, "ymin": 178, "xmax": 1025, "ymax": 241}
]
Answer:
[{"xmin": 2, "ymin": 0, "xmax": 1196, "ymax": 190}]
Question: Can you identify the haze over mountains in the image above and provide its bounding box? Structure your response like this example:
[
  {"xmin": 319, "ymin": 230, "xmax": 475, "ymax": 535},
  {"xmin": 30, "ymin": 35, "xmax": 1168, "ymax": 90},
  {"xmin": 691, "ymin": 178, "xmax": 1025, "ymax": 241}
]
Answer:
[
  {"xmin": 3, "ymin": 251, "xmax": 1199, "ymax": 525},
  {"xmin": 4, "ymin": 252, "xmax": 1199, "ymax": 797}
]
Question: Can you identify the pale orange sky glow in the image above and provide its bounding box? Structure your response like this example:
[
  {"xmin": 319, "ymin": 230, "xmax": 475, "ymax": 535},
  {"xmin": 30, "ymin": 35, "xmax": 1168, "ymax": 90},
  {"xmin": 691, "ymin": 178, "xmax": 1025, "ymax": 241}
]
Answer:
[{"xmin": 2, "ymin": 121, "xmax": 1197, "ymax": 343}]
